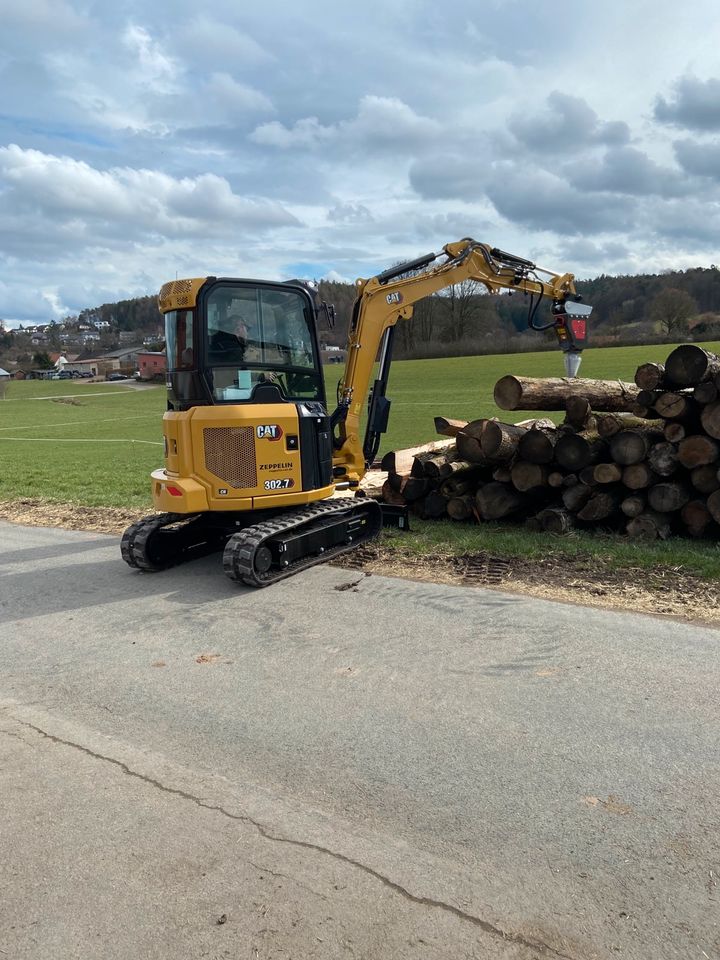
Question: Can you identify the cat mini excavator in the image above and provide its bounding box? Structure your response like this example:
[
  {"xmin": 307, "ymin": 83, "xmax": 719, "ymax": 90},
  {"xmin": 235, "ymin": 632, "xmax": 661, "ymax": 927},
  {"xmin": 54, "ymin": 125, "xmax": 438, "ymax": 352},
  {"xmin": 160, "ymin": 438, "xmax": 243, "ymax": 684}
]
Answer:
[{"xmin": 121, "ymin": 238, "xmax": 591, "ymax": 586}]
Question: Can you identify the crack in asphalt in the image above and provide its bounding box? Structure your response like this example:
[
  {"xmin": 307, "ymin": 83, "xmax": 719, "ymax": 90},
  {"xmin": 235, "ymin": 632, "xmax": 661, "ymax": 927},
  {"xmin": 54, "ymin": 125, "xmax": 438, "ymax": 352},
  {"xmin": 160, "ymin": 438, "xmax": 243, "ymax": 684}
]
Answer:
[{"xmin": 7, "ymin": 718, "xmax": 577, "ymax": 960}]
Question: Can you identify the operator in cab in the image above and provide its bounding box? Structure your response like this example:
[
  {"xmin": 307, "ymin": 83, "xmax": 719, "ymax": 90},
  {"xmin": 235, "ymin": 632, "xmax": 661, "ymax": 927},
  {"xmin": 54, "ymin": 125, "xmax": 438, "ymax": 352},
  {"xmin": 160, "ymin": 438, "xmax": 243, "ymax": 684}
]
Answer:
[{"xmin": 209, "ymin": 313, "xmax": 256, "ymax": 362}]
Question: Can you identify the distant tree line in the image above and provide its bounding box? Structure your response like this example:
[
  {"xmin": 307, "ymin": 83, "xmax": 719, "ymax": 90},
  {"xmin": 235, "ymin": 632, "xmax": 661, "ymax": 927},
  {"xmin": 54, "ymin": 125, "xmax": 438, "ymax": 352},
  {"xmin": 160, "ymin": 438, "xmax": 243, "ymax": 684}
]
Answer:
[{"xmin": 318, "ymin": 264, "xmax": 720, "ymax": 359}]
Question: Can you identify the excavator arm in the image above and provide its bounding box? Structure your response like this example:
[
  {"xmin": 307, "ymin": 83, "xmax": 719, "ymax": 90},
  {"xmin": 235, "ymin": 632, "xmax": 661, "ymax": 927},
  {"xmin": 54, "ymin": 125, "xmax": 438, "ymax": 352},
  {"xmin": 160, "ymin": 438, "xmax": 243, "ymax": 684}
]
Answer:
[{"xmin": 330, "ymin": 238, "xmax": 591, "ymax": 483}]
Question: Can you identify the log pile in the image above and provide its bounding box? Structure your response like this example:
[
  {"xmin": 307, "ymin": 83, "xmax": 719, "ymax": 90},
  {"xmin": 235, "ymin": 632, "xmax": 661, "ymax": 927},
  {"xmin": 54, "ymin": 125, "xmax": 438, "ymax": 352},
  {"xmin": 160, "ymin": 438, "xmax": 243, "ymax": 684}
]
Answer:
[{"xmin": 380, "ymin": 344, "xmax": 720, "ymax": 541}]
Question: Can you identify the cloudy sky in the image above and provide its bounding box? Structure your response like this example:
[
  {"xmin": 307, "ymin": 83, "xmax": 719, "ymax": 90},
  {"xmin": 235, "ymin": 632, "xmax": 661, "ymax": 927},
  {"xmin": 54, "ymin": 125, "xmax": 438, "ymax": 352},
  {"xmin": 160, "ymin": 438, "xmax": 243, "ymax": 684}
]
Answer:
[{"xmin": 2, "ymin": 0, "xmax": 720, "ymax": 326}]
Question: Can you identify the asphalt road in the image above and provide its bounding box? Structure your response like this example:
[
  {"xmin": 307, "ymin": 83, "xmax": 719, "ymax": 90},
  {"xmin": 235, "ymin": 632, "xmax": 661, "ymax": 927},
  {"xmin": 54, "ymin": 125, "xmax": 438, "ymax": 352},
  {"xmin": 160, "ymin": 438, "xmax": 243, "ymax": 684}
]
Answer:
[{"xmin": 1, "ymin": 521, "xmax": 718, "ymax": 960}]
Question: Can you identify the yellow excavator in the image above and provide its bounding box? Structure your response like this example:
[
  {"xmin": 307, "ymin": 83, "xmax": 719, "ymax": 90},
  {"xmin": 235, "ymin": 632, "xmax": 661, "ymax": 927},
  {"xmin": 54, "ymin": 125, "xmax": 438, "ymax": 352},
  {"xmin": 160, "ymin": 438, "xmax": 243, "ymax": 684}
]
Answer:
[{"xmin": 121, "ymin": 238, "xmax": 591, "ymax": 586}]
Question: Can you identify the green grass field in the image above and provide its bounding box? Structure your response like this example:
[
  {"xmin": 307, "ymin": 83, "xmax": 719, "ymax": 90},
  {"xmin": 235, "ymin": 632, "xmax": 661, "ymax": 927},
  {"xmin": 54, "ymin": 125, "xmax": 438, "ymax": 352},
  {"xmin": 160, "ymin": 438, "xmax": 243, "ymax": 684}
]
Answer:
[{"xmin": 2, "ymin": 344, "xmax": 720, "ymax": 578}]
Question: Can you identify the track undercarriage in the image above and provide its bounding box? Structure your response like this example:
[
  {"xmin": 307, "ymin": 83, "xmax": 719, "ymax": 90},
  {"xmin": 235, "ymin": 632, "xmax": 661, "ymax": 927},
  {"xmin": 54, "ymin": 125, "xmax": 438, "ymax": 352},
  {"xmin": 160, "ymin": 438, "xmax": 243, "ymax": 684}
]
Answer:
[{"xmin": 121, "ymin": 498, "xmax": 384, "ymax": 587}]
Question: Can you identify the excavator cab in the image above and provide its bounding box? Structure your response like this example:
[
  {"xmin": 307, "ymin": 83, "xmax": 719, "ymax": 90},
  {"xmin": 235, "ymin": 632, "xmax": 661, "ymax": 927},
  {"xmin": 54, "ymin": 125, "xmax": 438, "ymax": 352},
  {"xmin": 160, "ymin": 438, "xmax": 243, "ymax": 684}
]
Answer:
[{"xmin": 162, "ymin": 278, "xmax": 326, "ymax": 412}]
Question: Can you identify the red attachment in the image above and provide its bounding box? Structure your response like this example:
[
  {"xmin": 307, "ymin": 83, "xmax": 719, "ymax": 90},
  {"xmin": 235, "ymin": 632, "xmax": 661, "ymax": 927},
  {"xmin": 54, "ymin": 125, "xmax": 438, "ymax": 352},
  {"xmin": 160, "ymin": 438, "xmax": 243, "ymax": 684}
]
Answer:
[
  {"xmin": 570, "ymin": 318, "xmax": 587, "ymax": 342},
  {"xmin": 166, "ymin": 485, "xmax": 183, "ymax": 497}
]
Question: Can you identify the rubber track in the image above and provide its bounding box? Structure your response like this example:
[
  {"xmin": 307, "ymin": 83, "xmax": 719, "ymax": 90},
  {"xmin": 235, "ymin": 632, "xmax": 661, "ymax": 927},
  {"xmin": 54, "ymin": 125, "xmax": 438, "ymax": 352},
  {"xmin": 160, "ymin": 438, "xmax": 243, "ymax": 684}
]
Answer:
[
  {"xmin": 223, "ymin": 499, "xmax": 382, "ymax": 588},
  {"xmin": 120, "ymin": 512, "xmax": 201, "ymax": 571}
]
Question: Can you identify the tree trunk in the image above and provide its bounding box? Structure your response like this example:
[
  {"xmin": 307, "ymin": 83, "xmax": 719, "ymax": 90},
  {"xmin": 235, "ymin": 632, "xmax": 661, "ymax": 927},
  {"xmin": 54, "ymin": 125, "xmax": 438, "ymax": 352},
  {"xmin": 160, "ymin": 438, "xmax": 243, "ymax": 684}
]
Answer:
[
  {"xmin": 700, "ymin": 400, "xmax": 720, "ymax": 440},
  {"xmin": 707, "ymin": 489, "xmax": 720, "ymax": 525},
  {"xmin": 596, "ymin": 412, "xmax": 662, "ymax": 438},
  {"xmin": 634, "ymin": 362, "xmax": 666, "ymax": 390},
  {"xmin": 665, "ymin": 344, "xmax": 720, "ymax": 388},
  {"xmin": 693, "ymin": 382, "xmax": 718, "ymax": 404},
  {"xmin": 423, "ymin": 490, "xmax": 449, "ymax": 518},
  {"xmin": 681, "ymin": 500, "xmax": 713, "ymax": 538},
  {"xmin": 647, "ymin": 442, "xmax": 679, "ymax": 477},
  {"xmin": 554, "ymin": 433, "xmax": 604, "ymax": 471},
  {"xmin": 593, "ymin": 462, "xmax": 623, "ymax": 484},
  {"xmin": 381, "ymin": 479, "xmax": 407, "ymax": 505},
  {"xmin": 480, "ymin": 420, "xmax": 528, "ymax": 462},
  {"xmin": 609, "ymin": 428, "xmax": 664, "ymax": 466},
  {"xmin": 620, "ymin": 494, "xmax": 646, "ymax": 518},
  {"xmin": 492, "ymin": 465, "xmax": 513, "ymax": 483},
  {"xmin": 547, "ymin": 470, "xmax": 567, "ymax": 488},
  {"xmin": 434, "ymin": 416, "xmax": 468, "ymax": 437},
  {"xmin": 690, "ymin": 464, "xmax": 720, "ymax": 495},
  {"xmin": 654, "ymin": 392, "xmax": 696, "ymax": 421},
  {"xmin": 622, "ymin": 462, "xmax": 658, "ymax": 490},
  {"xmin": 454, "ymin": 419, "xmax": 496, "ymax": 463},
  {"xmin": 564, "ymin": 396, "xmax": 592, "ymax": 429},
  {"xmin": 677, "ymin": 435, "xmax": 719, "ymax": 469},
  {"xmin": 562, "ymin": 483, "xmax": 593, "ymax": 512},
  {"xmin": 381, "ymin": 438, "xmax": 455, "ymax": 474},
  {"xmin": 517, "ymin": 425, "xmax": 558, "ymax": 464},
  {"xmin": 493, "ymin": 376, "xmax": 639, "ymax": 411},
  {"xmin": 447, "ymin": 494, "xmax": 477, "ymax": 521},
  {"xmin": 510, "ymin": 461, "xmax": 549, "ymax": 492},
  {"xmin": 577, "ymin": 490, "xmax": 622, "ymax": 522},
  {"xmin": 536, "ymin": 507, "xmax": 574, "ymax": 534},
  {"xmin": 475, "ymin": 482, "xmax": 524, "ymax": 520},
  {"xmin": 400, "ymin": 476, "xmax": 434, "ymax": 502},
  {"xmin": 663, "ymin": 421, "xmax": 686, "ymax": 443},
  {"xmin": 647, "ymin": 482, "xmax": 690, "ymax": 513},
  {"xmin": 626, "ymin": 511, "xmax": 672, "ymax": 540}
]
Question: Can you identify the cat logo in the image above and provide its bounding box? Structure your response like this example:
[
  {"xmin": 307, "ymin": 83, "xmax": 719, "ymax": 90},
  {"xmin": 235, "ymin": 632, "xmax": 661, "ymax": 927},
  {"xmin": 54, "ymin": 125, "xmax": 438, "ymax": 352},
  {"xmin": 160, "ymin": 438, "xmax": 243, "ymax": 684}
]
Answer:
[
  {"xmin": 386, "ymin": 291, "xmax": 403, "ymax": 305},
  {"xmin": 256, "ymin": 424, "xmax": 283, "ymax": 441}
]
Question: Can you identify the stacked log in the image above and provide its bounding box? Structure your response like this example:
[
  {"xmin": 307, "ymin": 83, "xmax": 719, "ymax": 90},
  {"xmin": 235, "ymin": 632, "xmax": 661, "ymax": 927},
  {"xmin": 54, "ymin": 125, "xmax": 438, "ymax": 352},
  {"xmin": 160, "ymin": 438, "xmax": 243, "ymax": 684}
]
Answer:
[{"xmin": 381, "ymin": 344, "xmax": 720, "ymax": 541}]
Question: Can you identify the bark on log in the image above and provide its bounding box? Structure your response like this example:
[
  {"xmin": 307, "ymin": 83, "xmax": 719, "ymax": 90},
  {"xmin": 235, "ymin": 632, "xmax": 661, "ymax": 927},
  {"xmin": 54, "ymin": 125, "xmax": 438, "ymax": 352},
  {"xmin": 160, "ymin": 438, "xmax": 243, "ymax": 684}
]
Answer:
[
  {"xmin": 447, "ymin": 494, "xmax": 477, "ymax": 521},
  {"xmin": 564, "ymin": 396, "xmax": 592, "ymax": 429},
  {"xmin": 577, "ymin": 490, "xmax": 622, "ymax": 522},
  {"xmin": 381, "ymin": 438, "xmax": 455, "ymax": 474},
  {"xmin": 690, "ymin": 464, "xmax": 720, "ymax": 495},
  {"xmin": 665, "ymin": 344, "xmax": 720, "ymax": 388},
  {"xmin": 620, "ymin": 494, "xmax": 646, "ymax": 518},
  {"xmin": 647, "ymin": 482, "xmax": 690, "ymax": 513},
  {"xmin": 579, "ymin": 465, "xmax": 600, "ymax": 486},
  {"xmin": 681, "ymin": 500, "xmax": 713, "ymax": 538},
  {"xmin": 626, "ymin": 511, "xmax": 672, "ymax": 540},
  {"xmin": 647, "ymin": 442, "xmax": 679, "ymax": 477},
  {"xmin": 536, "ymin": 507, "xmax": 574, "ymax": 534},
  {"xmin": 622, "ymin": 462, "xmax": 658, "ymax": 490},
  {"xmin": 493, "ymin": 376, "xmax": 639, "ymax": 412},
  {"xmin": 510, "ymin": 461, "xmax": 549, "ymax": 492},
  {"xmin": 596, "ymin": 412, "xmax": 662, "ymax": 438},
  {"xmin": 562, "ymin": 483, "xmax": 593, "ymax": 512},
  {"xmin": 609, "ymin": 428, "xmax": 664, "ymax": 466},
  {"xmin": 677, "ymin": 435, "xmax": 719, "ymax": 469},
  {"xmin": 480, "ymin": 420, "xmax": 528, "ymax": 462},
  {"xmin": 381, "ymin": 479, "xmax": 407, "ymax": 506},
  {"xmin": 517, "ymin": 425, "xmax": 557, "ymax": 464},
  {"xmin": 634, "ymin": 362, "xmax": 666, "ymax": 391},
  {"xmin": 700, "ymin": 401, "xmax": 720, "ymax": 440},
  {"xmin": 455, "ymin": 419, "xmax": 496, "ymax": 464},
  {"xmin": 399, "ymin": 477, "xmax": 434, "ymax": 502},
  {"xmin": 440, "ymin": 472, "xmax": 481, "ymax": 498},
  {"xmin": 434, "ymin": 416, "xmax": 468, "ymax": 437},
  {"xmin": 475, "ymin": 482, "xmax": 524, "ymax": 520}
]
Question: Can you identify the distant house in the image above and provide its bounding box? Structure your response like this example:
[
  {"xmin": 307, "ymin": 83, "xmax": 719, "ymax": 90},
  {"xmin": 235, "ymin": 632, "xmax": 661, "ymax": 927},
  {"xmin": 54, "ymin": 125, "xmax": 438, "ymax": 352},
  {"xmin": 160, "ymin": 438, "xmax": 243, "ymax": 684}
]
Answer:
[{"xmin": 137, "ymin": 351, "xmax": 166, "ymax": 381}]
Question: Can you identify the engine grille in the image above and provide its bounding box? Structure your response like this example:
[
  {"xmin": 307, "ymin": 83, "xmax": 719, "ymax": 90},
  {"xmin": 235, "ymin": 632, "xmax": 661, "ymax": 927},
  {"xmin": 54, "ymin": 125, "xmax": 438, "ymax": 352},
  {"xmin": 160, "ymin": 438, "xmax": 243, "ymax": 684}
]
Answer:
[{"xmin": 203, "ymin": 426, "xmax": 257, "ymax": 489}]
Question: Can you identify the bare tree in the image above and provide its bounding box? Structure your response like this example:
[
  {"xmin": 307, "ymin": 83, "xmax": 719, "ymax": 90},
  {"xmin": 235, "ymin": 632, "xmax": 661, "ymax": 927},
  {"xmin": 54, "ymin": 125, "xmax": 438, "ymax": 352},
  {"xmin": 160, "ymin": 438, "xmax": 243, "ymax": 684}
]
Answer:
[{"xmin": 648, "ymin": 288, "xmax": 697, "ymax": 337}]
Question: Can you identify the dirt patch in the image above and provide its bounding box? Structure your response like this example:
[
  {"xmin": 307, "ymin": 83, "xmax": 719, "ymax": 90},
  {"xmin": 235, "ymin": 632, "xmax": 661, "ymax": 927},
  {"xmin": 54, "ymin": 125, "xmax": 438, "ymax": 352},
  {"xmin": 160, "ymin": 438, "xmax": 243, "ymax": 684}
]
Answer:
[{"xmin": 2, "ymin": 498, "xmax": 719, "ymax": 626}]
